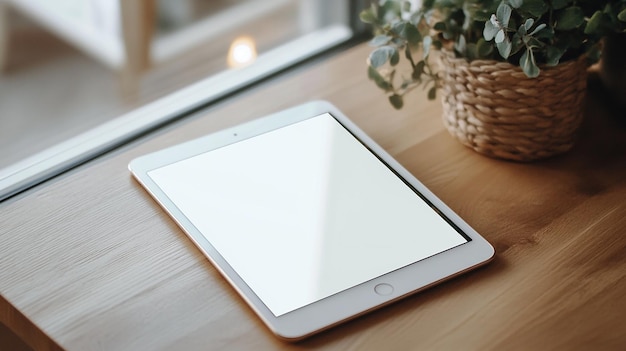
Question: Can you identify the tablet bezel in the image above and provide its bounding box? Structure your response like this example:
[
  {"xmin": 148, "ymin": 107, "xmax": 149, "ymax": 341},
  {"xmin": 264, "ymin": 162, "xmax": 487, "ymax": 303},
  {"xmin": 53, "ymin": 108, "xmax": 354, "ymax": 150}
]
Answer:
[{"xmin": 129, "ymin": 100, "xmax": 495, "ymax": 340}]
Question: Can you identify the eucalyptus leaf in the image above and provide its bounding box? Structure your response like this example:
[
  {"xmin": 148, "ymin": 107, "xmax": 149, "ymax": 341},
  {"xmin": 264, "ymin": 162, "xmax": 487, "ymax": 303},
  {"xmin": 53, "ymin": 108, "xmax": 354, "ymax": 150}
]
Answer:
[
  {"xmin": 367, "ymin": 65, "xmax": 380, "ymax": 80},
  {"xmin": 381, "ymin": 0, "xmax": 402, "ymax": 17},
  {"xmin": 497, "ymin": 39, "xmax": 513, "ymax": 58},
  {"xmin": 369, "ymin": 46, "xmax": 395, "ymax": 68},
  {"xmin": 520, "ymin": 49, "xmax": 540, "ymax": 77},
  {"xmin": 497, "ymin": 3, "xmax": 513, "ymax": 28},
  {"xmin": 476, "ymin": 38, "xmax": 494, "ymax": 57},
  {"xmin": 524, "ymin": 18, "xmax": 534, "ymax": 31},
  {"xmin": 520, "ymin": 0, "xmax": 548, "ymax": 17},
  {"xmin": 359, "ymin": 9, "xmax": 377, "ymax": 24},
  {"xmin": 427, "ymin": 86, "xmax": 437, "ymax": 100},
  {"xmin": 550, "ymin": 0, "xmax": 569, "ymax": 10},
  {"xmin": 545, "ymin": 46, "xmax": 565, "ymax": 66},
  {"xmin": 508, "ymin": 0, "xmax": 523, "ymax": 9},
  {"xmin": 369, "ymin": 35, "xmax": 391, "ymax": 47},
  {"xmin": 405, "ymin": 24, "xmax": 422, "ymax": 45},
  {"xmin": 389, "ymin": 94, "xmax": 404, "ymax": 109},
  {"xmin": 375, "ymin": 77, "xmax": 392, "ymax": 91},
  {"xmin": 585, "ymin": 11, "xmax": 603, "ymax": 35},
  {"xmin": 390, "ymin": 48, "xmax": 400, "ymax": 66},
  {"xmin": 423, "ymin": 35, "xmax": 433, "ymax": 58},
  {"xmin": 495, "ymin": 29, "xmax": 506, "ymax": 43},
  {"xmin": 619, "ymin": 8, "xmax": 626, "ymax": 22},
  {"xmin": 556, "ymin": 7, "xmax": 584, "ymax": 31},
  {"xmin": 534, "ymin": 25, "xmax": 554, "ymax": 39},
  {"xmin": 484, "ymin": 17, "xmax": 500, "ymax": 41},
  {"xmin": 392, "ymin": 21, "xmax": 408, "ymax": 36},
  {"xmin": 530, "ymin": 23, "xmax": 547, "ymax": 36},
  {"xmin": 511, "ymin": 34, "xmax": 525, "ymax": 56},
  {"xmin": 368, "ymin": 66, "xmax": 391, "ymax": 90}
]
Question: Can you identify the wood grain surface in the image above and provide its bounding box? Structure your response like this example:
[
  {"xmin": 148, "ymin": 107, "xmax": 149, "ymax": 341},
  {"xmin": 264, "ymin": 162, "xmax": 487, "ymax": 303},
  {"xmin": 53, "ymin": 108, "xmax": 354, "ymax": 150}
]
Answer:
[{"xmin": 1, "ymin": 43, "xmax": 625, "ymax": 351}]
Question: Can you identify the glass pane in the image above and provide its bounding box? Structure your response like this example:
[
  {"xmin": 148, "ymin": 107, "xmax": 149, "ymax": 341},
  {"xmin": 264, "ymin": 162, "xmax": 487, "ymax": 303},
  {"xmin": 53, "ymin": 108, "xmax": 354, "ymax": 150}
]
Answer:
[{"xmin": 0, "ymin": 0, "xmax": 352, "ymax": 172}]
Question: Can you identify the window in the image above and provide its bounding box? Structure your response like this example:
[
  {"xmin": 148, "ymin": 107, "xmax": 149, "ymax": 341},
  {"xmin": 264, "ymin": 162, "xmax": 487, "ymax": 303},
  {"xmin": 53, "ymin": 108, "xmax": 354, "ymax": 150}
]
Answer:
[{"xmin": 0, "ymin": 0, "xmax": 366, "ymax": 201}]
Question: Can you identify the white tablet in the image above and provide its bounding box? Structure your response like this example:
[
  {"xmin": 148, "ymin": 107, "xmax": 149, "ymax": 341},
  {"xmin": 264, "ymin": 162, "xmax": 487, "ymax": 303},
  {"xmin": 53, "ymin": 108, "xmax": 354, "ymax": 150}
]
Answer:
[{"xmin": 129, "ymin": 100, "xmax": 494, "ymax": 340}]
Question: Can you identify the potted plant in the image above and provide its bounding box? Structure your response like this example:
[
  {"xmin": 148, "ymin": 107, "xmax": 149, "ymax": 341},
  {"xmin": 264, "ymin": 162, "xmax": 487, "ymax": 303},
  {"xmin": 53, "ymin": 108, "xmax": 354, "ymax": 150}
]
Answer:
[{"xmin": 361, "ymin": 0, "xmax": 626, "ymax": 161}]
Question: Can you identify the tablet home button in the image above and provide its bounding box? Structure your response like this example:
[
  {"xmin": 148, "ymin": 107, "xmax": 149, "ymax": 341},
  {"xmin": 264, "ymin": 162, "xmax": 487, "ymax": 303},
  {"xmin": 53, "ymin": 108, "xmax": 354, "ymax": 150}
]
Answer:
[{"xmin": 374, "ymin": 283, "xmax": 394, "ymax": 296}]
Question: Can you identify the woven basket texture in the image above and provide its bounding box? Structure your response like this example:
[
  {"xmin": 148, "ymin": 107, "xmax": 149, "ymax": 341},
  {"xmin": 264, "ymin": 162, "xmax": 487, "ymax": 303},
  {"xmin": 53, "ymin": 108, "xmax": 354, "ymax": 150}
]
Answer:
[{"xmin": 440, "ymin": 51, "xmax": 588, "ymax": 162}]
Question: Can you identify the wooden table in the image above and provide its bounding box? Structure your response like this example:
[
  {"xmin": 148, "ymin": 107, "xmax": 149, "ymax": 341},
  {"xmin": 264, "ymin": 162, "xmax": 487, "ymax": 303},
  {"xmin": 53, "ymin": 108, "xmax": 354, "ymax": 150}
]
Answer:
[{"xmin": 2, "ymin": 43, "xmax": 625, "ymax": 351}]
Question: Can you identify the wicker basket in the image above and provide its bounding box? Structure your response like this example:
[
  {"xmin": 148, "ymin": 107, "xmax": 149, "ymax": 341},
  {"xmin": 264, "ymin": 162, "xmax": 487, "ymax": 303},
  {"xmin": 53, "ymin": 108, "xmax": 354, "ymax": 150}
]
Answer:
[{"xmin": 439, "ymin": 51, "xmax": 588, "ymax": 162}]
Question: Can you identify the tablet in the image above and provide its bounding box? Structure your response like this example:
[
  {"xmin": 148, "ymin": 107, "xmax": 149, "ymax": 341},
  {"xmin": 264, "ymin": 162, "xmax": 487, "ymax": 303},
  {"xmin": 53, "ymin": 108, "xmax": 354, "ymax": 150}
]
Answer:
[{"xmin": 129, "ymin": 100, "xmax": 494, "ymax": 340}]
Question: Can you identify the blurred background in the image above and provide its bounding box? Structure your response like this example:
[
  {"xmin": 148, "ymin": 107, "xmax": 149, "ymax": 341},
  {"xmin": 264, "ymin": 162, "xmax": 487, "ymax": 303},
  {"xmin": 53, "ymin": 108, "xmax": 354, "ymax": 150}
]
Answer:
[{"xmin": 0, "ymin": 0, "xmax": 359, "ymax": 170}]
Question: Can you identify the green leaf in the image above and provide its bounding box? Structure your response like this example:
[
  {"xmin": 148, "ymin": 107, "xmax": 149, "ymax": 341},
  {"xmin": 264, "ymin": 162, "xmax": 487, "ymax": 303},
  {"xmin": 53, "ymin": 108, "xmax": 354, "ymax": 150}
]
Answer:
[
  {"xmin": 359, "ymin": 9, "xmax": 377, "ymax": 24},
  {"xmin": 404, "ymin": 24, "xmax": 422, "ymax": 45},
  {"xmin": 367, "ymin": 65, "xmax": 380, "ymax": 80},
  {"xmin": 476, "ymin": 38, "xmax": 494, "ymax": 57},
  {"xmin": 550, "ymin": 0, "xmax": 569, "ymax": 10},
  {"xmin": 427, "ymin": 86, "xmax": 437, "ymax": 100},
  {"xmin": 497, "ymin": 3, "xmax": 513, "ymax": 28},
  {"xmin": 619, "ymin": 8, "xmax": 626, "ymax": 22},
  {"xmin": 390, "ymin": 48, "xmax": 400, "ymax": 66},
  {"xmin": 392, "ymin": 21, "xmax": 421, "ymax": 46},
  {"xmin": 368, "ymin": 66, "xmax": 390, "ymax": 90},
  {"xmin": 369, "ymin": 46, "xmax": 395, "ymax": 68},
  {"xmin": 508, "ymin": 0, "xmax": 523, "ymax": 9},
  {"xmin": 545, "ymin": 46, "xmax": 565, "ymax": 66},
  {"xmin": 530, "ymin": 23, "xmax": 547, "ymax": 36},
  {"xmin": 584, "ymin": 11, "xmax": 603, "ymax": 35},
  {"xmin": 392, "ymin": 21, "xmax": 407, "ymax": 36},
  {"xmin": 389, "ymin": 94, "xmax": 403, "ymax": 109},
  {"xmin": 381, "ymin": 0, "xmax": 402, "ymax": 17},
  {"xmin": 521, "ymin": 0, "xmax": 549, "ymax": 17},
  {"xmin": 510, "ymin": 34, "xmax": 525, "ymax": 56},
  {"xmin": 534, "ymin": 25, "xmax": 554, "ymax": 39},
  {"xmin": 556, "ymin": 7, "xmax": 584, "ymax": 31},
  {"xmin": 520, "ymin": 49, "xmax": 540, "ymax": 77},
  {"xmin": 369, "ymin": 35, "xmax": 391, "ymax": 47},
  {"xmin": 497, "ymin": 40, "xmax": 512, "ymax": 58},
  {"xmin": 484, "ymin": 16, "xmax": 500, "ymax": 41}
]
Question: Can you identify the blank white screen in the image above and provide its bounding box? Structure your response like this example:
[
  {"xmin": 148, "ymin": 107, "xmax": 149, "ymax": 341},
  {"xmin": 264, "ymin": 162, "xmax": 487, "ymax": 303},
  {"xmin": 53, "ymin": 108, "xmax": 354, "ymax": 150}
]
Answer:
[{"xmin": 148, "ymin": 113, "xmax": 467, "ymax": 316}]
